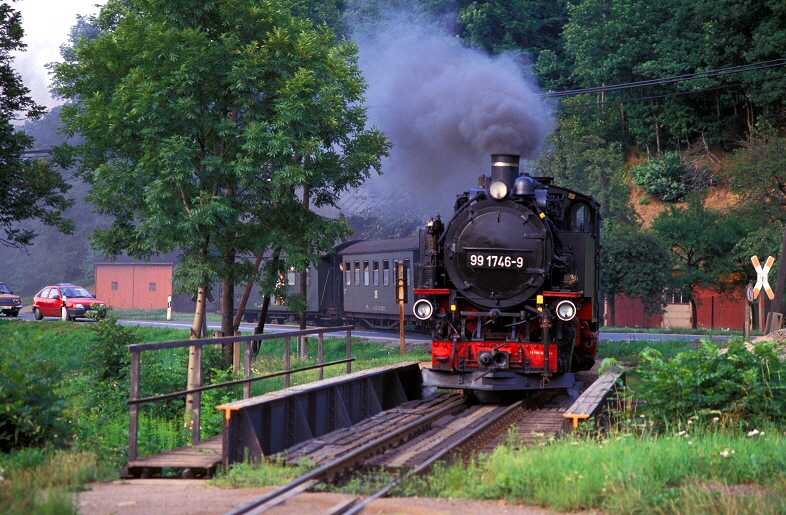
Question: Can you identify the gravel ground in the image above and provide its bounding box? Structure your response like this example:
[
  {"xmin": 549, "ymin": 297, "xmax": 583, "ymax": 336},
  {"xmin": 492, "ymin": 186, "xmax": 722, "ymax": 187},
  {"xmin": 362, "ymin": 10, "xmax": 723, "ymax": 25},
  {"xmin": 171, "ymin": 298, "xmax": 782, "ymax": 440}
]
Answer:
[{"xmin": 76, "ymin": 479, "xmax": 593, "ymax": 515}]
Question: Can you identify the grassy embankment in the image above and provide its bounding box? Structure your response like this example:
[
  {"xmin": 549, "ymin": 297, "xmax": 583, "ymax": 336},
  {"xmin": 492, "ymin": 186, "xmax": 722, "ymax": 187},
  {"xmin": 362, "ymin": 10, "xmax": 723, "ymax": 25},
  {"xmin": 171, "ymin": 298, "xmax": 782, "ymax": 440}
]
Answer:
[
  {"xmin": 2, "ymin": 320, "xmax": 784, "ymax": 515},
  {"xmin": 0, "ymin": 317, "xmax": 429, "ymax": 515}
]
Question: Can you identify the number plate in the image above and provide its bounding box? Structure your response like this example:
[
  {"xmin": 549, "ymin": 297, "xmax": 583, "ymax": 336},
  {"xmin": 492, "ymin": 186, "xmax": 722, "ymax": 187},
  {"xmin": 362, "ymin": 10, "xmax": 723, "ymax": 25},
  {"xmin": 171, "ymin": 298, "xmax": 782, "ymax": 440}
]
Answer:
[{"xmin": 467, "ymin": 252, "xmax": 526, "ymax": 269}]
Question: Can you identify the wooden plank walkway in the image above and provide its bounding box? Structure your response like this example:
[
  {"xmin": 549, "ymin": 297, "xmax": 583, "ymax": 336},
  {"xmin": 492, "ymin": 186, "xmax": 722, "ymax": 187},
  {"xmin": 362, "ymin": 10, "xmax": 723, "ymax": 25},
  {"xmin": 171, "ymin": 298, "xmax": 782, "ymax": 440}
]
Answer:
[
  {"xmin": 563, "ymin": 369, "xmax": 625, "ymax": 428},
  {"xmin": 123, "ymin": 435, "xmax": 223, "ymax": 479}
]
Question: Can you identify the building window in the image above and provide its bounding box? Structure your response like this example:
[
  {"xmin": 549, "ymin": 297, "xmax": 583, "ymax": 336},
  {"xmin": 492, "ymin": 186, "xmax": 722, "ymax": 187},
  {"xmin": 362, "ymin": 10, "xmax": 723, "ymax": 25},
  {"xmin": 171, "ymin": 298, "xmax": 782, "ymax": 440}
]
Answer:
[
  {"xmin": 663, "ymin": 292, "xmax": 689, "ymax": 304},
  {"xmin": 149, "ymin": 282, "xmax": 156, "ymax": 292},
  {"xmin": 111, "ymin": 282, "xmax": 118, "ymax": 291}
]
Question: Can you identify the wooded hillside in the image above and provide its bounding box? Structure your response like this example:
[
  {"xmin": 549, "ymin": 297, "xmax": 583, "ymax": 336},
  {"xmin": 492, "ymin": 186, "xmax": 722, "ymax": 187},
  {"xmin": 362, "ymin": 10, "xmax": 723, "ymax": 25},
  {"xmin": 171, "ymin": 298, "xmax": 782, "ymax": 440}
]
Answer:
[{"xmin": 4, "ymin": 0, "xmax": 786, "ymax": 325}]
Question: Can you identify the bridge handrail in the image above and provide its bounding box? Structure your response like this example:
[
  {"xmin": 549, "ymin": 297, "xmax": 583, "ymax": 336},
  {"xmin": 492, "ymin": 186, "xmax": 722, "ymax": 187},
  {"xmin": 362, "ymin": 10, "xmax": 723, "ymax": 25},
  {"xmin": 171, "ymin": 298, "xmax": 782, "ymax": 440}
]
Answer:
[{"xmin": 127, "ymin": 326, "xmax": 353, "ymax": 462}]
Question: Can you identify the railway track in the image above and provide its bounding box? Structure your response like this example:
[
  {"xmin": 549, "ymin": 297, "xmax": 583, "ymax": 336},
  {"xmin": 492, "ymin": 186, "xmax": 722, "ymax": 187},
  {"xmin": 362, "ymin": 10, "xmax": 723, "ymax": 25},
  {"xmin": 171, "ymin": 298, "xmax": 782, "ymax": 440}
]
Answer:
[{"xmin": 222, "ymin": 388, "xmax": 576, "ymax": 515}]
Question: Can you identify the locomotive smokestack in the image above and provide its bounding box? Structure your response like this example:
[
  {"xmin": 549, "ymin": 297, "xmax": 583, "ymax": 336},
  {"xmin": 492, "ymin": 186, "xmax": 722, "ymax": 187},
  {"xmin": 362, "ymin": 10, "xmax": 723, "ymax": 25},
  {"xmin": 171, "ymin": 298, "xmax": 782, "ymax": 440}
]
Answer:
[{"xmin": 491, "ymin": 154, "xmax": 520, "ymax": 188}]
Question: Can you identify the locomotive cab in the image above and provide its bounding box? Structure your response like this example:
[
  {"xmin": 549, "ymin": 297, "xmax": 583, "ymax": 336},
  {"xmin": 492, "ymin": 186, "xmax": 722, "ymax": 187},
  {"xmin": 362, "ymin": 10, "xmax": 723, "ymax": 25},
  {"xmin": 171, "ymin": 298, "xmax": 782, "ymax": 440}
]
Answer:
[{"xmin": 415, "ymin": 154, "xmax": 600, "ymax": 394}]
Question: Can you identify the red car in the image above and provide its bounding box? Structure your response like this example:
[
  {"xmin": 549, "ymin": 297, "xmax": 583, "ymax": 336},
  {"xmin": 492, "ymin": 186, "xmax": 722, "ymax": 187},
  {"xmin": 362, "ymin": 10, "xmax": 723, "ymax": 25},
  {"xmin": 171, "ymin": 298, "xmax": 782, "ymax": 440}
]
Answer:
[{"xmin": 32, "ymin": 283, "xmax": 107, "ymax": 321}]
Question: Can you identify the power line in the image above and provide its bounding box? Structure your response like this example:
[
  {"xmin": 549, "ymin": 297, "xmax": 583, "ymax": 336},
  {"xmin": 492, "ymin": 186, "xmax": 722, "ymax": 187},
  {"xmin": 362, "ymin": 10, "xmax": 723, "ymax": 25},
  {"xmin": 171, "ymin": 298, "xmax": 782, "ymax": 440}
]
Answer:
[
  {"xmin": 555, "ymin": 73, "xmax": 786, "ymax": 109},
  {"xmin": 542, "ymin": 59, "xmax": 786, "ymax": 98}
]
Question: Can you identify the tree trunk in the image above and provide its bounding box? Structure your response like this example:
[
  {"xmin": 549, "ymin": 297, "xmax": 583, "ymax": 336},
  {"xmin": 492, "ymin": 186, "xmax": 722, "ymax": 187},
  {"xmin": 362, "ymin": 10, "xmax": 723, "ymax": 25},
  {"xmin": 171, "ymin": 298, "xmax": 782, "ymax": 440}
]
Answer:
[
  {"xmin": 233, "ymin": 251, "xmax": 265, "ymax": 334},
  {"xmin": 254, "ymin": 249, "xmax": 281, "ymax": 342},
  {"xmin": 299, "ymin": 184, "xmax": 309, "ymax": 358},
  {"xmin": 186, "ymin": 284, "xmax": 207, "ymax": 416},
  {"xmin": 690, "ymin": 297, "xmax": 698, "ymax": 330},
  {"xmin": 221, "ymin": 252, "xmax": 235, "ymax": 367}
]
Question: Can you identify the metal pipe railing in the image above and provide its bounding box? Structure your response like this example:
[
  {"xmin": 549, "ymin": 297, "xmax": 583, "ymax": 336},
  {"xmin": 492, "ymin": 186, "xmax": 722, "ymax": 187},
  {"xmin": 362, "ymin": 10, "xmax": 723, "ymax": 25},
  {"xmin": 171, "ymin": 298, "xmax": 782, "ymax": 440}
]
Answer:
[{"xmin": 126, "ymin": 326, "xmax": 353, "ymax": 462}]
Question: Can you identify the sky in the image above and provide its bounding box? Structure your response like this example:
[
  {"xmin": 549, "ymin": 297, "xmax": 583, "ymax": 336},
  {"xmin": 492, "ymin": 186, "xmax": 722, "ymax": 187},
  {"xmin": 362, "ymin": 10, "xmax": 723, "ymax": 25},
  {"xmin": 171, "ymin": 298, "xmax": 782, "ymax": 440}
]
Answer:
[{"xmin": 10, "ymin": 0, "xmax": 107, "ymax": 109}]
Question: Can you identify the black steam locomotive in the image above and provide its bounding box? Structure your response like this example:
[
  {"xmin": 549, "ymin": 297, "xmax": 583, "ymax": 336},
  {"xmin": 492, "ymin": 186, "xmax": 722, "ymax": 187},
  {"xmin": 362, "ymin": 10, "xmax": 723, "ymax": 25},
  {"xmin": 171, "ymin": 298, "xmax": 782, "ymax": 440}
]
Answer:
[{"xmin": 413, "ymin": 154, "xmax": 600, "ymax": 393}]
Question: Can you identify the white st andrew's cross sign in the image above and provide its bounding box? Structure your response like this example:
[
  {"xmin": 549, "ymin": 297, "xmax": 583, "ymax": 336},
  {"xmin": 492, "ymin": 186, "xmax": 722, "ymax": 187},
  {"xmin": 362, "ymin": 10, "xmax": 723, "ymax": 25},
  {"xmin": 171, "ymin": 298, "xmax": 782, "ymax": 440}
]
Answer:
[{"xmin": 751, "ymin": 255, "xmax": 775, "ymax": 300}]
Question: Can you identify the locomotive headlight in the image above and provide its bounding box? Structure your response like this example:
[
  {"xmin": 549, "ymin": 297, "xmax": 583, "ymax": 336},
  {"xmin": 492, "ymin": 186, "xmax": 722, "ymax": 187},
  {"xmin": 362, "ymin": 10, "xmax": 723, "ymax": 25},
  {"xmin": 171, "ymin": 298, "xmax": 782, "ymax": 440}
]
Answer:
[
  {"xmin": 489, "ymin": 180, "xmax": 509, "ymax": 200},
  {"xmin": 413, "ymin": 299, "xmax": 434, "ymax": 320},
  {"xmin": 556, "ymin": 300, "xmax": 577, "ymax": 321}
]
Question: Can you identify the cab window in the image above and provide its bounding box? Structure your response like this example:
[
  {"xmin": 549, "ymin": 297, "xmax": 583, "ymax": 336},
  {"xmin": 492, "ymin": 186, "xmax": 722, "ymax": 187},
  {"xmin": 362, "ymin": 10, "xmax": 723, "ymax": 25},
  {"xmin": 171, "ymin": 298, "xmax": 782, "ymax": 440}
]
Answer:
[{"xmin": 571, "ymin": 203, "xmax": 592, "ymax": 232}]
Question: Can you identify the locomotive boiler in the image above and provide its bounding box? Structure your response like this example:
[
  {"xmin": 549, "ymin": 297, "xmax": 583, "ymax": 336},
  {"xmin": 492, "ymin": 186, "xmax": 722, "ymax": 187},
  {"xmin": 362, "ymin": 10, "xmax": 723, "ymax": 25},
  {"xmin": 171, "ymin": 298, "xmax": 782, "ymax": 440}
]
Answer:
[{"xmin": 413, "ymin": 154, "xmax": 600, "ymax": 394}]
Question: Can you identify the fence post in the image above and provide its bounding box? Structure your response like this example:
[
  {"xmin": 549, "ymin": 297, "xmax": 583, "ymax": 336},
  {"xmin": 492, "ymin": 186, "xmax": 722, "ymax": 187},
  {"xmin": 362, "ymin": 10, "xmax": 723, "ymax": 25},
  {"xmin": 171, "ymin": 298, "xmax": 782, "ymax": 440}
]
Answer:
[
  {"xmin": 284, "ymin": 335, "xmax": 291, "ymax": 388},
  {"xmin": 243, "ymin": 339, "xmax": 252, "ymax": 399},
  {"xmin": 128, "ymin": 350, "xmax": 140, "ymax": 461},
  {"xmin": 191, "ymin": 344, "xmax": 202, "ymax": 445},
  {"xmin": 318, "ymin": 331, "xmax": 324, "ymax": 381},
  {"xmin": 346, "ymin": 328, "xmax": 352, "ymax": 375},
  {"xmin": 233, "ymin": 331, "xmax": 241, "ymax": 374}
]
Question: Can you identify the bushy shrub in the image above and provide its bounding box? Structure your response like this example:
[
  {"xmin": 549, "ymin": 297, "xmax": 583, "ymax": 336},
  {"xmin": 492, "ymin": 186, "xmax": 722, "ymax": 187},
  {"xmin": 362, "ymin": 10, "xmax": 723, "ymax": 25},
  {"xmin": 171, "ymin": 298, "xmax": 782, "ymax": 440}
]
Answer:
[
  {"xmin": 0, "ymin": 335, "xmax": 70, "ymax": 452},
  {"xmin": 631, "ymin": 152, "xmax": 715, "ymax": 202},
  {"xmin": 631, "ymin": 152, "xmax": 690, "ymax": 201},
  {"xmin": 85, "ymin": 314, "xmax": 137, "ymax": 381},
  {"xmin": 637, "ymin": 340, "xmax": 786, "ymax": 426}
]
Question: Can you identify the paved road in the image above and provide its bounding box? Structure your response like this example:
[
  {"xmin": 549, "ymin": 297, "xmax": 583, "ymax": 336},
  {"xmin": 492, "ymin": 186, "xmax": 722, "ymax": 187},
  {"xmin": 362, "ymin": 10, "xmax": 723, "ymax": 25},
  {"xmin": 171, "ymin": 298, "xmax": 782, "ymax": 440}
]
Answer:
[{"xmin": 10, "ymin": 311, "xmax": 727, "ymax": 342}]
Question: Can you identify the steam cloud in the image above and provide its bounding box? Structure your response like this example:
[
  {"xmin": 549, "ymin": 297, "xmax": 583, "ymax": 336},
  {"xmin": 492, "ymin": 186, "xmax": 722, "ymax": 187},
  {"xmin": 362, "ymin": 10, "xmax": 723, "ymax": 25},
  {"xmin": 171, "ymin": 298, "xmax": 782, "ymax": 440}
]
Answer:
[{"xmin": 353, "ymin": 15, "xmax": 555, "ymax": 215}]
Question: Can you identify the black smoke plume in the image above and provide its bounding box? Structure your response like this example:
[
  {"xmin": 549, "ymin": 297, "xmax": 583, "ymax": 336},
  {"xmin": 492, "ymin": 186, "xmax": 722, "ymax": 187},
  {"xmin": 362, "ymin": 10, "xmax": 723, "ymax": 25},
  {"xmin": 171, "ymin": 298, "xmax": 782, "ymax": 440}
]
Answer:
[{"xmin": 352, "ymin": 13, "xmax": 554, "ymax": 215}]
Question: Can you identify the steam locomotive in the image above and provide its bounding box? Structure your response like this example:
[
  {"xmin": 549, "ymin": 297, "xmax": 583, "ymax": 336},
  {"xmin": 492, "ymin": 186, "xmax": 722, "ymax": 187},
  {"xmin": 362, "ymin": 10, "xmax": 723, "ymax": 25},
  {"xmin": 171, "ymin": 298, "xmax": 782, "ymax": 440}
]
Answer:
[{"xmin": 413, "ymin": 154, "xmax": 600, "ymax": 393}]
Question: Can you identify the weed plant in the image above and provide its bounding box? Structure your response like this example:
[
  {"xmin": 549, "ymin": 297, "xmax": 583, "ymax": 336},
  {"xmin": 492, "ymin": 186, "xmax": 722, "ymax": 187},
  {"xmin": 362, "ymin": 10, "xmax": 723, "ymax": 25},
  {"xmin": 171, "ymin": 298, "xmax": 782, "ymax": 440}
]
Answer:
[
  {"xmin": 395, "ymin": 423, "xmax": 786, "ymax": 515},
  {"xmin": 636, "ymin": 339, "xmax": 786, "ymax": 428},
  {"xmin": 209, "ymin": 457, "xmax": 312, "ymax": 488}
]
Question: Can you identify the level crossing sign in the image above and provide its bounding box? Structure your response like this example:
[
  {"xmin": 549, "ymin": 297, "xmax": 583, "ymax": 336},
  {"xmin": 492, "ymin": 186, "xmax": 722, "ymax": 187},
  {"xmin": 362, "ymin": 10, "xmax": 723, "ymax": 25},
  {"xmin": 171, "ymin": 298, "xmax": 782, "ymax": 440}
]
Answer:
[{"xmin": 751, "ymin": 255, "xmax": 775, "ymax": 300}]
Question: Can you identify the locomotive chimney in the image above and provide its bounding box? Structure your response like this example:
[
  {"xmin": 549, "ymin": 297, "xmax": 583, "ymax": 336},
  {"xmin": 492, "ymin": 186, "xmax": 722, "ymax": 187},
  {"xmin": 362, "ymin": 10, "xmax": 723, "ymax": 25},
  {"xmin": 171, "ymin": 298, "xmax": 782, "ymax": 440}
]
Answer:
[{"xmin": 490, "ymin": 154, "xmax": 520, "ymax": 188}]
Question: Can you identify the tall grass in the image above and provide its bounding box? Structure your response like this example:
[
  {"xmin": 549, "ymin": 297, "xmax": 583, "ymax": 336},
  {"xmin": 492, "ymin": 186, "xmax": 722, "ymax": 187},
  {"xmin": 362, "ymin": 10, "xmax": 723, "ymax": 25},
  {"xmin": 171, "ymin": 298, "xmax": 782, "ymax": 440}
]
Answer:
[
  {"xmin": 397, "ymin": 426, "xmax": 786, "ymax": 515},
  {"xmin": 0, "ymin": 447, "xmax": 115, "ymax": 515},
  {"xmin": 0, "ymin": 317, "xmax": 429, "ymax": 510}
]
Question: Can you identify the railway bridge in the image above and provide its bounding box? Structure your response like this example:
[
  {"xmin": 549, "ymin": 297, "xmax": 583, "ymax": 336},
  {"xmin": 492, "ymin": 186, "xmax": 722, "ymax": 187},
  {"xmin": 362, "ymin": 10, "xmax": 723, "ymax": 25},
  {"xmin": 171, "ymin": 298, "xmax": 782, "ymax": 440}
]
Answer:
[{"xmin": 121, "ymin": 327, "xmax": 623, "ymax": 481}]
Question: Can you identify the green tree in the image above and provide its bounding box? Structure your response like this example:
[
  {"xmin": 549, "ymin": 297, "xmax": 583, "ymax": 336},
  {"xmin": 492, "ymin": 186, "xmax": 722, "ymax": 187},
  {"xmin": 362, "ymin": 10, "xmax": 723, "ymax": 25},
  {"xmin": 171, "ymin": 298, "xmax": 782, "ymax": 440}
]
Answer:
[
  {"xmin": 53, "ymin": 0, "xmax": 389, "ymax": 340},
  {"xmin": 0, "ymin": 1, "xmax": 72, "ymax": 248},
  {"xmin": 600, "ymin": 223, "xmax": 670, "ymax": 325},
  {"xmin": 561, "ymin": 0, "xmax": 786, "ymax": 152},
  {"xmin": 651, "ymin": 195, "xmax": 752, "ymax": 328},
  {"xmin": 536, "ymin": 102, "xmax": 634, "ymax": 226},
  {"xmin": 457, "ymin": 0, "xmax": 568, "ymax": 55},
  {"xmin": 0, "ymin": 107, "xmax": 109, "ymax": 296},
  {"xmin": 727, "ymin": 127, "xmax": 786, "ymax": 312}
]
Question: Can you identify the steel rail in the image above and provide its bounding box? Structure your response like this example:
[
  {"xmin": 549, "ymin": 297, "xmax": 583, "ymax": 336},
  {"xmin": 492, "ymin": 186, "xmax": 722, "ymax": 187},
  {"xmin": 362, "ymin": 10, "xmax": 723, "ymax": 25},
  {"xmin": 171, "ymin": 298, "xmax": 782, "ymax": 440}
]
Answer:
[
  {"xmin": 333, "ymin": 399, "xmax": 526, "ymax": 515},
  {"xmin": 222, "ymin": 395, "xmax": 468, "ymax": 515}
]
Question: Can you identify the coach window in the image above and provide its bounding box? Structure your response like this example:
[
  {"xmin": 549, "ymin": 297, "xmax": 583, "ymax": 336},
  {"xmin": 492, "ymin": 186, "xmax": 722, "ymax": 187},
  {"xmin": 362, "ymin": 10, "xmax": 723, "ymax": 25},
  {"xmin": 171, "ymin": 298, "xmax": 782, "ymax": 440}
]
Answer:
[
  {"xmin": 404, "ymin": 259, "xmax": 411, "ymax": 285},
  {"xmin": 363, "ymin": 261, "xmax": 370, "ymax": 286},
  {"xmin": 373, "ymin": 260, "xmax": 379, "ymax": 286},
  {"xmin": 306, "ymin": 268, "xmax": 310, "ymax": 286},
  {"xmin": 345, "ymin": 262, "xmax": 351, "ymax": 286},
  {"xmin": 354, "ymin": 261, "xmax": 360, "ymax": 286},
  {"xmin": 287, "ymin": 269, "xmax": 296, "ymax": 286},
  {"xmin": 383, "ymin": 260, "xmax": 390, "ymax": 286}
]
